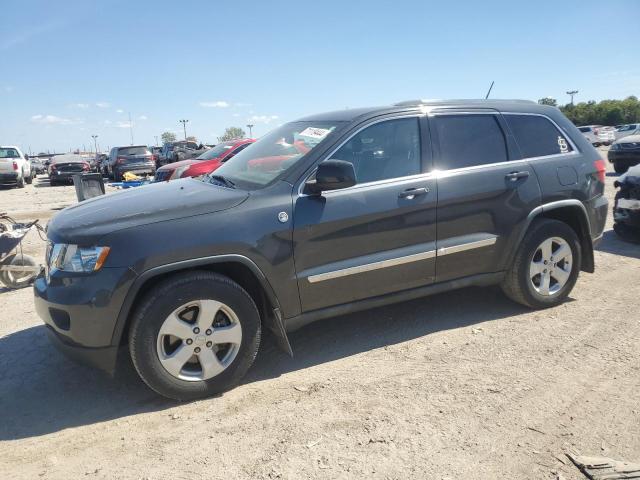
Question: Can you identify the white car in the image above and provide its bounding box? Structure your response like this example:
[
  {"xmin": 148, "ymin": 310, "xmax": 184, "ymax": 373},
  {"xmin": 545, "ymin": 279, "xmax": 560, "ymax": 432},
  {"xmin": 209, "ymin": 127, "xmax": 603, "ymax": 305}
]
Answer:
[
  {"xmin": 615, "ymin": 123, "xmax": 640, "ymax": 141},
  {"xmin": 578, "ymin": 125, "xmax": 615, "ymax": 146},
  {"xmin": 0, "ymin": 145, "xmax": 32, "ymax": 188}
]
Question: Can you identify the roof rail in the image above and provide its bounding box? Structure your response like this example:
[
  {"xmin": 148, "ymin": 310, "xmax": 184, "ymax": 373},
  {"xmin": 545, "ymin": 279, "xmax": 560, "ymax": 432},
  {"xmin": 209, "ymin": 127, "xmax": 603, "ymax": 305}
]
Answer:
[{"xmin": 393, "ymin": 99, "xmax": 536, "ymax": 107}]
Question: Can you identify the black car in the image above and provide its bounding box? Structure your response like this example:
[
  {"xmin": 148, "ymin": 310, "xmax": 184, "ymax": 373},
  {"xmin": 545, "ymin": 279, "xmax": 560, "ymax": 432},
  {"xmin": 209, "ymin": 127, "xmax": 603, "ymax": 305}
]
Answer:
[
  {"xmin": 608, "ymin": 134, "xmax": 640, "ymax": 174},
  {"xmin": 105, "ymin": 145, "xmax": 155, "ymax": 181},
  {"xmin": 613, "ymin": 164, "xmax": 640, "ymax": 240},
  {"xmin": 35, "ymin": 99, "xmax": 608, "ymax": 400},
  {"xmin": 48, "ymin": 155, "xmax": 91, "ymax": 186}
]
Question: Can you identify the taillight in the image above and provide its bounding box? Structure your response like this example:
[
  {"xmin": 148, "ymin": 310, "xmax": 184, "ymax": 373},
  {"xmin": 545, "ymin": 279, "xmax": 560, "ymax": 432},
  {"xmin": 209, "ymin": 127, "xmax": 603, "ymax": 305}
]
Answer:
[
  {"xmin": 594, "ymin": 159, "xmax": 606, "ymax": 183},
  {"xmin": 12, "ymin": 161, "xmax": 18, "ymax": 171},
  {"xmin": 116, "ymin": 156, "xmax": 126, "ymax": 164},
  {"xmin": 50, "ymin": 164, "xmax": 57, "ymax": 170},
  {"xmin": 82, "ymin": 162, "xmax": 90, "ymax": 170}
]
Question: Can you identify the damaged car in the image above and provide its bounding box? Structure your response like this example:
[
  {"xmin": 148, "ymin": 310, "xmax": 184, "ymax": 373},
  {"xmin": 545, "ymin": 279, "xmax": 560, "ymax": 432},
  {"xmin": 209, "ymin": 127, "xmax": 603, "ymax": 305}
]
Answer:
[{"xmin": 613, "ymin": 164, "xmax": 640, "ymax": 241}]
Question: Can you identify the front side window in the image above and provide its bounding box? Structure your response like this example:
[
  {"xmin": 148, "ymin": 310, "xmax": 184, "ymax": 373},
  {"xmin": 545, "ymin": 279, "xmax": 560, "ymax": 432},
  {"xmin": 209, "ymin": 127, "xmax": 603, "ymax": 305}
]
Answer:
[
  {"xmin": 330, "ymin": 117, "xmax": 421, "ymax": 184},
  {"xmin": 505, "ymin": 114, "xmax": 573, "ymax": 158},
  {"xmin": 434, "ymin": 114, "xmax": 508, "ymax": 170},
  {"xmin": 211, "ymin": 121, "xmax": 344, "ymax": 189}
]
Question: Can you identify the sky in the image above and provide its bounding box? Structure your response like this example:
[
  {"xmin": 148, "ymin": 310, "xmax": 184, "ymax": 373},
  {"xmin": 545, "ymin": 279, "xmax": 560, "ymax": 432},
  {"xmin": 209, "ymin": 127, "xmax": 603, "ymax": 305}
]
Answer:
[{"xmin": 1, "ymin": 0, "xmax": 639, "ymax": 154}]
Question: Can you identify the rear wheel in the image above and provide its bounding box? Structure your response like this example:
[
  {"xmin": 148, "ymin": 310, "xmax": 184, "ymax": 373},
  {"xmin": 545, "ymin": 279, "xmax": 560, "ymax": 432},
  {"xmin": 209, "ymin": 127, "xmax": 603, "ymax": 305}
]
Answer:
[
  {"xmin": 502, "ymin": 219, "xmax": 581, "ymax": 309},
  {"xmin": 129, "ymin": 271, "xmax": 261, "ymax": 400},
  {"xmin": 16, "ymin": 174, "xmax": 25, "ymax": 188},
  {"xmin": 0, "ymin": 254, "xmax": 38, "ymax": 289},
  {"xmin": 25, "ymin": 172, "xmax": 33, "ymax": 184}
]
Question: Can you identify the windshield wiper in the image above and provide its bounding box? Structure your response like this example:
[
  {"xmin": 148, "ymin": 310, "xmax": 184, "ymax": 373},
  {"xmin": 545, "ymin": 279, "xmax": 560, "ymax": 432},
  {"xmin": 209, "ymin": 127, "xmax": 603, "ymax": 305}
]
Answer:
[{"xmin": 208, "ymin": 174, "xmax": 236, "ymax": 189}]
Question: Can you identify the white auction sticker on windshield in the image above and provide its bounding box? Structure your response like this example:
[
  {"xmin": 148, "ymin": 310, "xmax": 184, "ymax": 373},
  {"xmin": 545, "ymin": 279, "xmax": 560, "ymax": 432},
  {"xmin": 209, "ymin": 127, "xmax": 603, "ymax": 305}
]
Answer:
[{"xmin": 298, "ymin": 127, "xmax": 332, "ymax": 140}]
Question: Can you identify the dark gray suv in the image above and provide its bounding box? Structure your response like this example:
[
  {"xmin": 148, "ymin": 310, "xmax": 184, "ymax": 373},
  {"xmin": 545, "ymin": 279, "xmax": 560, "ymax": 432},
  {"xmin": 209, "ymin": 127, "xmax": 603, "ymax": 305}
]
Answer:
[{"xmin": 34, "ymin": 99, "xmax": 608, "ymax": 400}]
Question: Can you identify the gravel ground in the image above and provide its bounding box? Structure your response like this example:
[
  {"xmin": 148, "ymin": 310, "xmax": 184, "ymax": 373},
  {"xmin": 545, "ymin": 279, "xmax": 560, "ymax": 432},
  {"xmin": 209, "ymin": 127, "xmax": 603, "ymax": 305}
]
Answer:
[{"xmin": 1, "ymin": 151, "xmax": 639, "ymax": 479}]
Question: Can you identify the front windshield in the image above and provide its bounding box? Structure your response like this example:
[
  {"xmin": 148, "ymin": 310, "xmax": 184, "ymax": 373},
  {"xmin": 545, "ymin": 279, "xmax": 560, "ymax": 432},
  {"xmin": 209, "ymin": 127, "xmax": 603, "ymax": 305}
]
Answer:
[
  {"xmin": 197, "ymin": 143, "xmax": 235, "ymax": 160},
  {"xmin": 209, "ymin": 121, "xmax": 344, "ymax": 189}
]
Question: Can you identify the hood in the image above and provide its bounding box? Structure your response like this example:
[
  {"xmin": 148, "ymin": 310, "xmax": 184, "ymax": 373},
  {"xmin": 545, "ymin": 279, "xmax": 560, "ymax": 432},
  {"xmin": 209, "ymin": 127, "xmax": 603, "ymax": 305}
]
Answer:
[
  {"xmin": 157, "ymin": 159, "xmax": 198, "ymax": 171},
  {"xmin": 616, "ymin": 134, "xmax": 640, "ymax": 144},
  {"xmin": 47, "ymin": 178, "xmax": 248, "ymax": 244},
  {"xmin": 617, "ymin": 164, "xmax": 640, "ymax": 186}
]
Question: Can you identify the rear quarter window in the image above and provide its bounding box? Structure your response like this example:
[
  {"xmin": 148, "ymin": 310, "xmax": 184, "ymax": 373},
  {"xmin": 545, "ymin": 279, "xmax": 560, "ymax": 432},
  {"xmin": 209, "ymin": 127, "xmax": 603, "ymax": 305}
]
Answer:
[{"xmin": 506, "ymin": 114, "xmax": 573, "ymax": 158}]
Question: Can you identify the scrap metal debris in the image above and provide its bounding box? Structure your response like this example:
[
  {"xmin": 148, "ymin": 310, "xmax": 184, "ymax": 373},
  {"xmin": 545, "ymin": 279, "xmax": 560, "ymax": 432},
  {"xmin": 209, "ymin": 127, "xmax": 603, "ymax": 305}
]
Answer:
[{"xmin": 567, "ymin": 453, "xmax": 640, "ymax": 479}]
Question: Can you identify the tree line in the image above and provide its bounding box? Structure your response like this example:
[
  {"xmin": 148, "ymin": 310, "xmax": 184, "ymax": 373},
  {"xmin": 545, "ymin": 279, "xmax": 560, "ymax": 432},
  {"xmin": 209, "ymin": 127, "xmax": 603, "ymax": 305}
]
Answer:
[{"xmin": 538, "ymin": 96, "xmax": 640, "ymax": 126}]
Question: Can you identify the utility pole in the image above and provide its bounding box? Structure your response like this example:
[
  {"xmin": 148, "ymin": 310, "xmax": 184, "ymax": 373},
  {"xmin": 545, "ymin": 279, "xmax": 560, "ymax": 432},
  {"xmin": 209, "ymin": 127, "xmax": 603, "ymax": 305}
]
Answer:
[
  {"xmin": 179, "ymin": 119, "xmax": 189, "ymax": 140},
  {"xmin": 128, "ymin": 112, "xmax": 134, "ymax": 144},
  {"xmin": 246, "ymin": 124, "xmax": 254, "ymax": 138},
  {"xmin": 566, "ymin": 90, "xmax": 578, "ymax": 106},
  {"xmin": 154, "ymin": 135, "xmax": 159, "ymax": 146},
  {"xmin": 91, "ymin": 135, "xmax": 99, "ymax": 154}
]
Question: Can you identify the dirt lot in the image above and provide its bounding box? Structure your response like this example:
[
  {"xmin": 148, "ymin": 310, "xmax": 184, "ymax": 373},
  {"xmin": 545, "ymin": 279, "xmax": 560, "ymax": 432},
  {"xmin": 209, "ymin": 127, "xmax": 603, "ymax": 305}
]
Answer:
[{"xmin": 1, "ymin": 153, "xmax": 639, "ymax": 479}]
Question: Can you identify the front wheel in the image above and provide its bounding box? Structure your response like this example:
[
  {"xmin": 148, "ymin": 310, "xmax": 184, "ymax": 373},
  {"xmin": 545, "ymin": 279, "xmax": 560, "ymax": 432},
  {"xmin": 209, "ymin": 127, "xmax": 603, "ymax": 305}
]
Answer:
[
  {"xmin": 129, "ymin": 271, "xmax": 261, "ymax": 400},
  {"xmin": 614, "ymin": 161, "xmax": 627, "ymax": 174},
  {"xmin": 501, "ymin": 219, "xmax": 581, "ymax": 309}
]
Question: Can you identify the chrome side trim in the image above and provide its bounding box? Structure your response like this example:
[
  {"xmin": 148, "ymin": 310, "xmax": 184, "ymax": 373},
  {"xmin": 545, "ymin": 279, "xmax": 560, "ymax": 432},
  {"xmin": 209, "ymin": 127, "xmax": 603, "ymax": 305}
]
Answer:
[
  {"xmin": 307, "ymin": 249, "xmax": 436, "ymax": 283},
  {"xmin": 437, "ymin": 237, "xmax": 497, "ymax": 256}
]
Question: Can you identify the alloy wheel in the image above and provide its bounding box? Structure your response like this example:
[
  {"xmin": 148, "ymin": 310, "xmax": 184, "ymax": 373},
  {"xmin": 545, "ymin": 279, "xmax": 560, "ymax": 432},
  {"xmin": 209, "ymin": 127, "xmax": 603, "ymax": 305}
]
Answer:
[{"xmin": 529, "ymin": 237, "xmax": 573, "ymax": 296}]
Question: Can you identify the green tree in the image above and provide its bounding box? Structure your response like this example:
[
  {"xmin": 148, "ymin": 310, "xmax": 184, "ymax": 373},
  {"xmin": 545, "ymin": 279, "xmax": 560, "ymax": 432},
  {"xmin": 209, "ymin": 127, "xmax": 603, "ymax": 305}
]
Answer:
[
  {"xmin": 560, "ymin": 96, "xmax": 640, "ymax": 126},
  {"xmin": 218, "ymin": 127, "xmax": 246, "ymax": 142},
  {"xmin": 161, "ymin": 131, "xmax": 177, "ymax": 144},
  {"xmin": 538, "ymin": 97, "xmax": 557, "ymax": 107}
]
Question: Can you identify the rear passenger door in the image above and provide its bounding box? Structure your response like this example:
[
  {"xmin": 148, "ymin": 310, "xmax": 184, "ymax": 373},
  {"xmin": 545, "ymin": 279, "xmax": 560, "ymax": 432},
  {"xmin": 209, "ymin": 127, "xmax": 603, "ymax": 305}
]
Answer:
[{"xmin": 431, "ymin": 111, "xmax": 541, "ymax": 282}]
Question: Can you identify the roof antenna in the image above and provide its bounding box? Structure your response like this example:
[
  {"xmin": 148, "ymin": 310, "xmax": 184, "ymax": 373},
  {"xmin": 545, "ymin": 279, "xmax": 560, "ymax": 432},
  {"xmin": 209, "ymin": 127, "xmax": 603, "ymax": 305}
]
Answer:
[{"xmin": 485, "ymin": 81, "xmax": 495, "ymax": 99}]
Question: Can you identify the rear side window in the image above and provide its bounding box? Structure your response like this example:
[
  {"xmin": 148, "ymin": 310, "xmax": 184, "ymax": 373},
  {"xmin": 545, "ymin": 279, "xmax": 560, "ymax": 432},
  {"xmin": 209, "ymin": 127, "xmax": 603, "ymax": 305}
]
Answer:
[
  {"xmin": 506, "ymin": 115, "xmax": 573, "ymax": 158},
  {"xmin": 433, "ymin": 114, "xmax": 507, "ymax": 170}
]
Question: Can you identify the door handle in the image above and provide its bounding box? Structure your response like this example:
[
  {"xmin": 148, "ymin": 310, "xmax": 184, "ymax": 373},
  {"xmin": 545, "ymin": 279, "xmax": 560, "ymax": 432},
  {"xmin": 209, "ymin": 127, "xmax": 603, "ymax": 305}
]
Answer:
[
  {"xmin": 505, "ymin": 171, "xmax": 530, "ymax": 181},
  {"xmin": 398, "ymin": 187, "xmax": 429, "ymax": 199}
]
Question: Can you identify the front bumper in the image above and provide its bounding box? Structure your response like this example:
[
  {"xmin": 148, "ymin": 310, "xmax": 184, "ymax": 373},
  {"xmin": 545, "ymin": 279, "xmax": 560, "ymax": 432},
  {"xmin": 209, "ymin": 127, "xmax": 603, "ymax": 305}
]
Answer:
[
  {"xmin": 608, "ymin": 149, "xmax": 640, "ymax": 165},
  {"xmin": 33, "ymin": 266, "xmax": 137, "ymax": 373}
]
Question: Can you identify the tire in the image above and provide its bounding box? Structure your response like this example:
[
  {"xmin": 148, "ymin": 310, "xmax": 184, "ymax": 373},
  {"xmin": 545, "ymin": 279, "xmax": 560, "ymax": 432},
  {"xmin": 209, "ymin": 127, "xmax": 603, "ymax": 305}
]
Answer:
[
  {"xmin": 614, "ymin": 162, "xmax": 627, "ymax": 174},
  {"xmin": 0, "ymin": 254, "xmax": 38, "ymax": 289},
  {"xmin": 49, "ymin": 178, "xmax": 57, "ymax": 186},
  {"xmin": 501, "ymin": 219, "xmax": 581, "ymax": 309},
  {"xmin": 129, "ymin": 271, "xmax": 262, "ymax": 400},
  {"xmin": 16, "ymin": 174, "xmax": 25, "ymax": 188},
  {"xmin": 113, "ymin": 169, "xmax": 122, "ymax": 182},
  {"xmin": 25, "ymin": 173, "xmax": 33, "ymax": 184}
]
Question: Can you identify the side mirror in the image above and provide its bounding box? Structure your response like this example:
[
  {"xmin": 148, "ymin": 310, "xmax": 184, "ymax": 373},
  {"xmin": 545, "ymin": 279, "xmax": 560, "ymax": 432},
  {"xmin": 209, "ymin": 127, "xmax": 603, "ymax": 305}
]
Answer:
[
  {"xmin": 306, "ymin": 159, "xmax": 356, "ymax": 194},
  {"xmin": 24, "ymin": 154, "xmax": 29, "ymax": 160}
]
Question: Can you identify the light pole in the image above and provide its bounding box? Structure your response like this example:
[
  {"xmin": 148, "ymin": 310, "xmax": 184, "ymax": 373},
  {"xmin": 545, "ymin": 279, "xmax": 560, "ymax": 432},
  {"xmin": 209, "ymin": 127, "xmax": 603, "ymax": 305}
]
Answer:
[
  {"xmin": 154, "ymin": 135, "xmax": 159, "ymax": 146},
  {"xmin": 566, "ymin": 90, "xmax": 578, "ymax": 106},
  {"xmin": 246, "ymin": 124, "xmax": 254, "ymax": 138},
  {"xmin": 91, "ymin": 135, "xmax": 99, "ymax": 154},
  {"xmin": 179, "ymin": 119, "xmax": 189, "ymax": 140},
  {"xmin": 128, "ymin": 112, "xmax": 134, "ymax": 145}
]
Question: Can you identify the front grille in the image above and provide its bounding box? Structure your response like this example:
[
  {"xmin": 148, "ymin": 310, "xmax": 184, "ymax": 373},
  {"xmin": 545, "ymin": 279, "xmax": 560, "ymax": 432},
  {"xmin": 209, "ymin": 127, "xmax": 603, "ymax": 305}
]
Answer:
[{"xmin": 154, "ymin": 170, "xmax": 171, "ymax": 182}]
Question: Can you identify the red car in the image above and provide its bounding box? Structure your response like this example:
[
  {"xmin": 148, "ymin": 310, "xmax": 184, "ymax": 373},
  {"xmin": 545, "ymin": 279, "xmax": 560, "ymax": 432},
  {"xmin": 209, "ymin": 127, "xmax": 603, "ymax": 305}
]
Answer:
[{"xmin": 154, "ymin": 139, "xmax": 255, "ymax": 181}]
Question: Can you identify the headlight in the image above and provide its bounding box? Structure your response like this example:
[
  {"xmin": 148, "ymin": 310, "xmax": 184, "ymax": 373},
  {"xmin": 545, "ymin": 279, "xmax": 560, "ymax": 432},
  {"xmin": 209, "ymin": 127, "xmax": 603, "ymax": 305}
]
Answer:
[
  {"xmin": 49, "ymin": 244, "xmax": 110, "ymax": 272},
  {"xmin": 611, "ymin": 143, "xmax": 621, "ymax": 150},
  {"xmin": 171, "ymin": 165, "xmax": 190, "ymax": 179}
]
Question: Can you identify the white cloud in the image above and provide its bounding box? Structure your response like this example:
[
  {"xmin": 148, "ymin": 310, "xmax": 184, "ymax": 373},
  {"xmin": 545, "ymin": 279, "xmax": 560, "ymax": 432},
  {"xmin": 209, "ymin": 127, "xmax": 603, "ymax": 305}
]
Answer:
[
  {"xmin": 71, "ymin": 103, "xmax": 89, "ymax": 109},
  {"xmin": 116, "ymin": 121, "xmax": 132, "ymax": 128},
  {"xmin": 95, "ymin": 102, "xmax": 110, "ymax": 108},
  {"xmin": 116, "ymin": 109, "xmax": 124, "ymax": 113},
  {"xmin": 138, "ymin": 115, "xmax": 148, "ymax": 120},
  {"xmin": 199, "ymin": 100, "xmax": 230, "ymax": 108},
  {"xmin": 232, "ymin": 113, "xmax": 241, "ymax": 117},
  {"xmin": 248, "ymin": 114, "xmax": 279, "ymax": 124},
  {"xmin": 30, "ymin": 114, "xmax": 78, "ymax": 125},
  {"xmin": 235, "ymin": 102, "xmax": 252, "ymax": 107}
]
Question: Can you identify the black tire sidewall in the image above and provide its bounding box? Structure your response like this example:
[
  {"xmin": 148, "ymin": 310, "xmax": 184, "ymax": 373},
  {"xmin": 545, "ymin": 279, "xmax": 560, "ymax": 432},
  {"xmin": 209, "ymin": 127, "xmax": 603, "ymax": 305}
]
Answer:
[
  {"xmin": 129, "ymin": 272, "xmax": 261, "ymax": 400},
  {"xmin": 516, "ymin": 220, "xmax": 582, "ymax": 308}
]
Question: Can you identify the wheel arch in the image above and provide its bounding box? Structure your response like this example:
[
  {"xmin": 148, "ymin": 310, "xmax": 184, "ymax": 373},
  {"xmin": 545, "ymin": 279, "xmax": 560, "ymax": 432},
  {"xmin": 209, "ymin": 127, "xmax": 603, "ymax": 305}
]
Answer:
[
  {"xmin": 112, "ymin": 255, "xmax": 292, "ymax": 355},
  {"xmin": 511, "ymin": 200, "xmax": 594, "ymax": 273}
]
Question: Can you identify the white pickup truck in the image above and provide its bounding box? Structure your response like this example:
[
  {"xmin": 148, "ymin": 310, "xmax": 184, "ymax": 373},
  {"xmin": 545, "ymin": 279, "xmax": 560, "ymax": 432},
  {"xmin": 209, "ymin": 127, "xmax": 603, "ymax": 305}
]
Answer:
[
  {"xmin": 0, "ymin": 145, "xmax": 32, "ymax": 188},
  {"xmin": 578, "ymin": 125, "xmax": 616, "ymax": 147}
]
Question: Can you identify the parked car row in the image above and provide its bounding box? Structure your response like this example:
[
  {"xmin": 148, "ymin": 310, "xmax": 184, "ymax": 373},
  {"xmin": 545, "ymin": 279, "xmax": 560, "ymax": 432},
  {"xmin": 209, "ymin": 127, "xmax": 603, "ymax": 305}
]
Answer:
[{"xmin": 578, "ymin": 125, "xmax": 616, "ymax": 146}]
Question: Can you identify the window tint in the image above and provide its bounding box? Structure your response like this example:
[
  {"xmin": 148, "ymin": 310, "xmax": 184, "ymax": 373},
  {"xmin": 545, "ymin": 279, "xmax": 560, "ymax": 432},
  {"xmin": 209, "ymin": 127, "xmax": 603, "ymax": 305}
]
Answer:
[
  {"xmin": 118, "ymin": 146, "xmax": 150, "ymax": 156},
  {"xmin": 506, "ymin": 114, "xmax": 573, "ymax": 158},
  {"xmin": 0, "ymin": 148, "xmax": 20, "ymax": 159},
  {"xmin": 434, "ymin": 114, "xmax": 507, "ymax": 169},
  {"xmin": 330, "ymin": 118, "xmax": 421, "ymax": 184}
]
